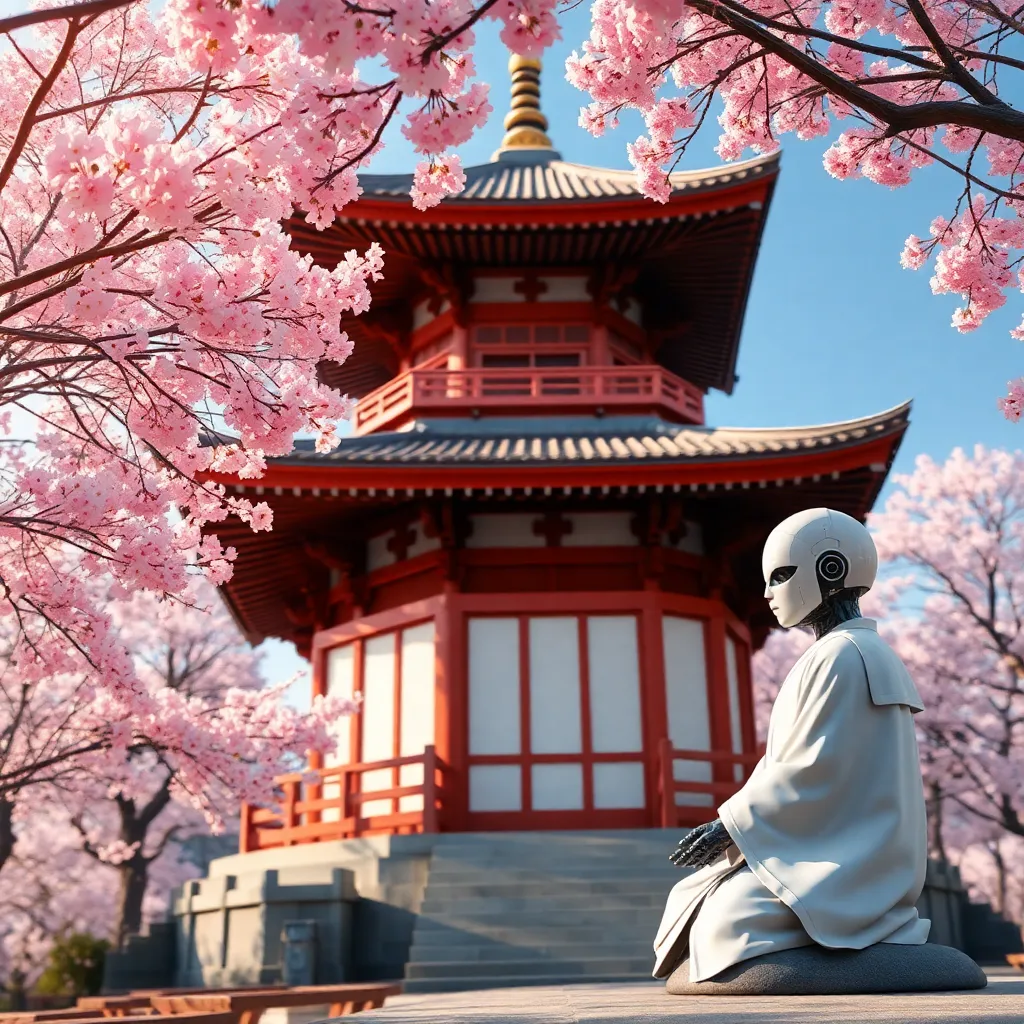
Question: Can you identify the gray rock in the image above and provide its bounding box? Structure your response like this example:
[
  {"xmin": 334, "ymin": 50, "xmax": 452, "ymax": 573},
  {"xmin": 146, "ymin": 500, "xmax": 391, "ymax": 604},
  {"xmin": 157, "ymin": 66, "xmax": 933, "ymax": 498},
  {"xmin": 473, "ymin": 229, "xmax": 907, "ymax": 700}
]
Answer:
[{"xmin": 666, "ymin": 942, "xmax": 988, "ymax": 995}]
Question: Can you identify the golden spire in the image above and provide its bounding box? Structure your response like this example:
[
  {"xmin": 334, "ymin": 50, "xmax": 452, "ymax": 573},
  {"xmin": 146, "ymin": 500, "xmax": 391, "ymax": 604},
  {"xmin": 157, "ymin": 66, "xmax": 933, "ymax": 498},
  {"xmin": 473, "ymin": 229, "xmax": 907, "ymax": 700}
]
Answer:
[{"xmin": 495, "ymin": 55, "xmax": 554, "ymax": 154}]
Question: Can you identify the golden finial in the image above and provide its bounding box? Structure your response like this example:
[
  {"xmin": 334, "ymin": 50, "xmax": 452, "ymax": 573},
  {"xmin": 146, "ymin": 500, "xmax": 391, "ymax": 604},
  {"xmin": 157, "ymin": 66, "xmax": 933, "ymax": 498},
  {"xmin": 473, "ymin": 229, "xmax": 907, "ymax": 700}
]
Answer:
[{"xmin": 495, "ymin": 55, "xmax": 553, "ymax": 153}]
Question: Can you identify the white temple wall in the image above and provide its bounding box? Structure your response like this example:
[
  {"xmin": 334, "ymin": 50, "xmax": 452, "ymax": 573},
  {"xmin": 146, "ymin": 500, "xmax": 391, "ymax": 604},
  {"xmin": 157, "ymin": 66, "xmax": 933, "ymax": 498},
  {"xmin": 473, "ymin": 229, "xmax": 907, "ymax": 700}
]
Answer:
[
  {"xmin": 398, "ymin": 622, "xmax": 436, "ymax": 812},
  {"xmin": 466, "ymin": 514, "xmax": 542, "ymax": 548},
  {"xmin": 724, "ymin": 633, "xmax": 745, "ymax": 782},
  {"xmin": 360, "ymin": 635, "xmax": 396, "ymax": 817},
  {"xmin": 412, "ymin": 299, "xmax": 449, "ymax": 330},
  {"xmin": 467, "ymin": 617, "xmax": 521, "ymax": 812},
  {"xmin": 466, "ymin": 614, "xmax": 647, "ymax": 815},
  {"xmin": 562, "ymin": 511, "xmax": 637, "ymax": 547},
  {"xmin": 469, "ymin": 275, "xmax": 590, "ymax": 303},
  {"xmin": 321, "ymin": 623, "xmax": 436, "ymax": 821},
  {"xmin": 662, "ymin": 615, "xmax": 713, "ymax": 807},
  {"xmin": 529, "ymin": 616, "xmax": 583, "ymax": 810},
  {"xmin": 366, "ymin": 523, "xmax": 442, "ymax": 572},
  {"xmin": 366, "ymin": 513, "xmax": 696, "ymax": 569},
  {"xmin": 588, "ymin": 616, "xmax": 645, "ymax": 809},
  {"xmin": 322, "ymin": 645, "xmax": 356, "ymax": 824}
]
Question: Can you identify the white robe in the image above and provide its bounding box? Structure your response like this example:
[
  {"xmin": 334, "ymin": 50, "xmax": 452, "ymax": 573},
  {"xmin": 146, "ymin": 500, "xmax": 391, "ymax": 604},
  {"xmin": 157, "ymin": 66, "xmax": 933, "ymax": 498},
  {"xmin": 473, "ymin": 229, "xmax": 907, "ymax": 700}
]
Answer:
[{"xmin": 653, "ymin": 618, "xmax": 932, "ymax": 983}]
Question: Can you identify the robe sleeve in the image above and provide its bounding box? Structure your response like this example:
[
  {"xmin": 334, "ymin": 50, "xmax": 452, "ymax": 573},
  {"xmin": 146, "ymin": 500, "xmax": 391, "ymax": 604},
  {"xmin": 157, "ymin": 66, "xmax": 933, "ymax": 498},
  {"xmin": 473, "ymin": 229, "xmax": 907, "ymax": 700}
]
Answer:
[{"xmin": 717, "ymin": 635, "xmax": 904, "ymax": 939}]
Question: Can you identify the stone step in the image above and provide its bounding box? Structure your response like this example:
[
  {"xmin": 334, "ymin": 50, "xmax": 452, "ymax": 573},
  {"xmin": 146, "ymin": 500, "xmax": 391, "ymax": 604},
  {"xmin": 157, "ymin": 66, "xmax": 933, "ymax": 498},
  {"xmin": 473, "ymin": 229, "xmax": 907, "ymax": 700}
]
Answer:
[
  {"xmin": 423, "ymin": 878, "xmax": 675, "ymax": 899},
  {"xmin": 431, "ymin": 835, "xmax": 679, "ymax": 852},
  {"xmin": 430, "ymin": 846, "xmax": 676, "ymax": 862},
  {"xmin": 405, "ymin": 955, "xmax": 655, "ymax": 981},
  {"xmin": 428, "ymin": 868, "xmax": 684, "ymax": 884},
  {"xmin": 425, "ymin": 864, "xmax": 675, "ymax": 880},
  {"xmin": 401, "ymin": 972, "xmax": 660, "ymax": 994},
  {"xmin": 419, "ymin": 892, "xmax": 667, "ymax": 914},
  {"xmin": 416, "ymin": 907, "xmax": 664, "ymax": 928},
  {"xmin": 430, "ymin": 841, "xmax": 678, "ymax": 856},
  {"xmin": 407, "ymin": 940, "xmax": 656, "ymax": 963},
  {"xmin": 425, "ymin": 865, "xmax": 681, "ymax": 883},
  {"xmin": 409, "ymin": 921, "xmax": 659, "ymax": 947},
  {"xmin": 432, "ymin": 832, "xmax": 678, "ymax": 846}
]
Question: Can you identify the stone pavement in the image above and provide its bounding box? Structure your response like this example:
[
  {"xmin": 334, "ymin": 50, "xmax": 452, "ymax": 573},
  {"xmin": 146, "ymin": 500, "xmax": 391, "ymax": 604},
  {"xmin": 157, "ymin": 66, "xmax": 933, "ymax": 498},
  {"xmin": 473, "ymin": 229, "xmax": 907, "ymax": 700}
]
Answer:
[{"xmin": 333, "ymin": 968, "xmax": 1024, "ymax": 1024}]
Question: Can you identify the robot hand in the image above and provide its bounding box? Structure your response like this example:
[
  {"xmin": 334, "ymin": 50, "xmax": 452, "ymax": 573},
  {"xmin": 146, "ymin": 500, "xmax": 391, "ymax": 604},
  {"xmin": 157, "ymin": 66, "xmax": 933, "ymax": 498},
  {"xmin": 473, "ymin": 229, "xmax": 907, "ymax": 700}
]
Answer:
[{"xmin": 668, "ymin": 818, "xmax": 733, "ymax": 869}]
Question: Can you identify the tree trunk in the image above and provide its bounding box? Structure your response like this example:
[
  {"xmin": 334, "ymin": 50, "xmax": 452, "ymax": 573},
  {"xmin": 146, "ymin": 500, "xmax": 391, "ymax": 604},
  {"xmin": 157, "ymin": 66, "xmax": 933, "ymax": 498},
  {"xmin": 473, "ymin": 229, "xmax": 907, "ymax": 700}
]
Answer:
[
  {"xmin": 111, "ymin": 780, "xmax": 172, "ymax": 951},
  {"xmin": 115, "ymin": 854, "xmax": 149, "ymax": 951},
  {"xmin": 926, "ymin": 781, "xmax": 948, "ymax": 862},
  {"xmin": 0, "ymin": 796, "xmax": 15, "ymax": 876},
  {"xmin": 990, "ymin": 840, "xmax": 1008, "ymax": 916},
  {"xmin": 6, "ymin": 969, "xmax": 26, "ymax": 1012}
]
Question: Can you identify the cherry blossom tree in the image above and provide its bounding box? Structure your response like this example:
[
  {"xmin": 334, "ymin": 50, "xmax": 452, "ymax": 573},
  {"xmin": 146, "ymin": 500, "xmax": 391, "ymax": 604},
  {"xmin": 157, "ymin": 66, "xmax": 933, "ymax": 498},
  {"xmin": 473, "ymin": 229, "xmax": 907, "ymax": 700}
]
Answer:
[
  {"xmin": 0, "ymin": 579, "xmax": 357, "ymax": 912},
  {"xmin": 563, "ymin": 0, "xmax": 1024, "ymax": 416},
  {"xmin": 54, "ymin": 586, "xmax": 277, "ymax": 948},
  {"xmin": 0, "ymin": 0, "xmax": 548, "ymax": 863},
  {"xmin": 0, "ymin": 802, "xmax": 199, "ymax": 996},
  {"xmin": 869, "ymin": 446, "xmax": 1024, "ymax": 857},
  {"xmin": 0, "ymin": 0, "xmax": 568, "ymax": 858}
]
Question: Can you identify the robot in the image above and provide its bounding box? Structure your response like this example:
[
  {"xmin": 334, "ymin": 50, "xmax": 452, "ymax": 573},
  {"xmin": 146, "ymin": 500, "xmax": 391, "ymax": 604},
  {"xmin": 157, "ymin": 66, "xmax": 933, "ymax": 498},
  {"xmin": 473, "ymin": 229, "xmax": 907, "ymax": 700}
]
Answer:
[{"xmin": 652, "ymin": 508, "xmax": 984, "ymax": 992}]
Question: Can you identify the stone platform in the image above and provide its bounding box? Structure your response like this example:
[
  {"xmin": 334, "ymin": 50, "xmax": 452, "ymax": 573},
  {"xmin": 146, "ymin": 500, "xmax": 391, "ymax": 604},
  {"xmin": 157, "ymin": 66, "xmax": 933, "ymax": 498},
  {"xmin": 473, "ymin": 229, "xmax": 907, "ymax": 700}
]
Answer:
[{"xmin": 323, "ymin": 969, "xmax": 1023, "ymax": 1024}]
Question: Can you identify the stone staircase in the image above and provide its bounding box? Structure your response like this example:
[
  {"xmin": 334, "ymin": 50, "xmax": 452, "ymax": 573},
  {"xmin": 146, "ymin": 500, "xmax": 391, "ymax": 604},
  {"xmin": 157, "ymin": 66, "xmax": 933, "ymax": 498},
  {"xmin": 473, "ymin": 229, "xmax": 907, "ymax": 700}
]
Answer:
[{"xmin": 403, "ymin": 829, "xmax": 683, "ymax": 993}]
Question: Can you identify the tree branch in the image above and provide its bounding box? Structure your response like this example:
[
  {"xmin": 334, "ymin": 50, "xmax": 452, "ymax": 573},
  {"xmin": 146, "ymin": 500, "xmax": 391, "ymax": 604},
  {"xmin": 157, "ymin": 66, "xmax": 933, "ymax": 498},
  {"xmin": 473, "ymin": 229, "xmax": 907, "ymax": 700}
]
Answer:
[{"xmin": 0, "ymin": 0, "xmax": 133, "ymax": 36}]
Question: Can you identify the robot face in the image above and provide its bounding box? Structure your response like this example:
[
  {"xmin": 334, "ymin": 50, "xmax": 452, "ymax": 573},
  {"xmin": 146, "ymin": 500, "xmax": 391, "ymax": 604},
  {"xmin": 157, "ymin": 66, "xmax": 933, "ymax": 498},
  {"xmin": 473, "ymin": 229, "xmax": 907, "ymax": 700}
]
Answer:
[
  {"xmin": 762, "ymin": 552, "xmax": 822, "ymax": 628},
  {"xmin": 761, "ymin": 508, "xmax": 876, "ymax": 629}
]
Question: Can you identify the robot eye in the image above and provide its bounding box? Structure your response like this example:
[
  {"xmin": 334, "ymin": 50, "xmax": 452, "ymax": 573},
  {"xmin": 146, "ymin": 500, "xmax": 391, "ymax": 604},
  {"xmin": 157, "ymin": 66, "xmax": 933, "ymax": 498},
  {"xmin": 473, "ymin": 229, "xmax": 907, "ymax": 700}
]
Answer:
[{"xmin": 769, "ymin": 566, "xmax": 797, "ymax": 586}]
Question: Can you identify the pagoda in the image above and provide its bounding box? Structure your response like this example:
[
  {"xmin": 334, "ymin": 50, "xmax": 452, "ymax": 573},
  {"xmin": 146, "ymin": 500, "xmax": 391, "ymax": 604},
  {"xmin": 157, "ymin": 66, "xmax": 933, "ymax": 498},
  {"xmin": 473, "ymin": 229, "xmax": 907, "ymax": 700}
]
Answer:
[{"xmin": 202, "ymin": 57, "xmax": 909, "ymax": 852}]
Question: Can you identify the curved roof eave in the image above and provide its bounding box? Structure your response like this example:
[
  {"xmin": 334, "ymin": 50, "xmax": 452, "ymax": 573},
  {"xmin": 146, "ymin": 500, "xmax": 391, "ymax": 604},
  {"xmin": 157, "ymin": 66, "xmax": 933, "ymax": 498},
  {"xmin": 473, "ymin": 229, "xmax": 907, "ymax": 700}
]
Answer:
[
  {"xmin": 201, "ymin": 400, "xmax": 910, "ymax": 491},
  {"xmin": 352, "ymin": 151, "xmax": 780, "ymax": 207}
]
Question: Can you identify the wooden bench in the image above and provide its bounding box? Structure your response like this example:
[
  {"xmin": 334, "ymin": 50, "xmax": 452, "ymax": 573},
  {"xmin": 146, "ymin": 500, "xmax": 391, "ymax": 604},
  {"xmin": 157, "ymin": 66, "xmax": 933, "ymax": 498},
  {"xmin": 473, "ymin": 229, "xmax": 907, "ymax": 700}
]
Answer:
[
  {"xmin": 75, "ymin": 1000, "xmax": 154, "ymax": 1017},
  {"xmin": 148, "ymin": 984, "xmax": 401, "ymax": 1024},
  {"xmin": 126, "ymin": 993, "xmax": 285, "ymax": 1000},
  {"xmin": 1008, "ymin": 952, "xmax": 1024, "ymax": 971},
  {"xmin": 0, "ymin": 1012, "xmax": 107, "ymax": 1023},
  {"xmin": 3, "ymin": 1014, "xmax": 230, "ymax": 1024},
  {"xmin": 0, "ymin": 1011, "xmax": 159, "ymax": 1023}
]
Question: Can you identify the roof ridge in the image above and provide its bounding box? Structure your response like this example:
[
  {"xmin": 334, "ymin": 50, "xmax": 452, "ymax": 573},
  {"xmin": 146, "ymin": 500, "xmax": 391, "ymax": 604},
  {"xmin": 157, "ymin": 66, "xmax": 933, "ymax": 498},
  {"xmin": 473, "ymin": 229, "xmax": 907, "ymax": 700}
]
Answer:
[
  {"xmin": 548, "ymin": 152, "xmax": 779, "ymax": 184},
  {"xmin": 697, "ymin": 399, "xmax": 911, "ymax": 438},
  {"xmin": 354, "ymin": 150, "xmax": 780, "ymax": 202}
]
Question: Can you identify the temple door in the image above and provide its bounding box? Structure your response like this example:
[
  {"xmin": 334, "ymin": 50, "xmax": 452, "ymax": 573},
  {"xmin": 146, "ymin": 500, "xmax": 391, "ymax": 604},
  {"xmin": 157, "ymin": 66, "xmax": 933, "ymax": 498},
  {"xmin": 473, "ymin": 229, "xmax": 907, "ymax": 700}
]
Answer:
[{"xmin": 464, "ymin": 613, "xmax": 649, "ymax": 829}]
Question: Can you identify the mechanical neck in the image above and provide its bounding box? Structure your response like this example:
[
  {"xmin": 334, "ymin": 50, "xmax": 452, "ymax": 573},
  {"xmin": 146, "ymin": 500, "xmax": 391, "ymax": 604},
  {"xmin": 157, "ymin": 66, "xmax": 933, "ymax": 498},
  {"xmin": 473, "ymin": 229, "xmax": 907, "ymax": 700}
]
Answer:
[{"xmin": 799, "ymin": 590, "xmax": 864, "ymax": 640}]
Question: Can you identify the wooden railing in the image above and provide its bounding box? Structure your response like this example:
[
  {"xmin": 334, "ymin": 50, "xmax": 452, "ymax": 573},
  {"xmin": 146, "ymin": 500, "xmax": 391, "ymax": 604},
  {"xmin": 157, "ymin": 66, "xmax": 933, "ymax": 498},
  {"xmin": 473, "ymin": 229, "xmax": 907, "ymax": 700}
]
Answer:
[
  {"xmin": 353, "ymin": 365, "xmax": 705, "ymax": 434},
  {"xmin": 656, "ymin": 738, "xmax": 764, "ymax": 829},
  {"xmin": 239, "ymin": 746, "xmax": 452, "ymax": 852}
]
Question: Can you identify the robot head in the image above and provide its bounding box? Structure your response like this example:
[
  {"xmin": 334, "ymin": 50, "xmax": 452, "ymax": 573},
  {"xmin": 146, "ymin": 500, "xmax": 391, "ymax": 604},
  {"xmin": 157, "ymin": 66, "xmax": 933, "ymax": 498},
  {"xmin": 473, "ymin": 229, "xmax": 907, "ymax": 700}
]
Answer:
[{"xmin": 762, "ymin": 508, "xmax": 877, "ymax": 628}]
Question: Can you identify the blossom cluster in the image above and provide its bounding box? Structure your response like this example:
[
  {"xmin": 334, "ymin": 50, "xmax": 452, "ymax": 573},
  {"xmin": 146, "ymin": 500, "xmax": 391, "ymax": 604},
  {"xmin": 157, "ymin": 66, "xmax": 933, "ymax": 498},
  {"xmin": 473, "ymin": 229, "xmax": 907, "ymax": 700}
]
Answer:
[{"xmin": 563, "ymin": 0, "xmax": 1024, "ymax": 414}]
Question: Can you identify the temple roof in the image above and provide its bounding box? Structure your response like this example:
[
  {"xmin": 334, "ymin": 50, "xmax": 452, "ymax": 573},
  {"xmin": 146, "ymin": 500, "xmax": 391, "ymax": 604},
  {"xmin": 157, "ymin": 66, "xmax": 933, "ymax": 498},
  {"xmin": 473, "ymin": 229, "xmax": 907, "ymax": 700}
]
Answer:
[
  {"xmin": 354, "ymin": 150, "xmax": 778, "ymax": 206},
  {"xmin": 285, "ymin": 56, "xmax": 779, "ymax": 402},
  {"xmin": 271, "ymin": 401, "xmax": 910, "ymax": 470},
  {"xmin": 202, "ymin": 402, "xmax": 909, "ymax": 646}
]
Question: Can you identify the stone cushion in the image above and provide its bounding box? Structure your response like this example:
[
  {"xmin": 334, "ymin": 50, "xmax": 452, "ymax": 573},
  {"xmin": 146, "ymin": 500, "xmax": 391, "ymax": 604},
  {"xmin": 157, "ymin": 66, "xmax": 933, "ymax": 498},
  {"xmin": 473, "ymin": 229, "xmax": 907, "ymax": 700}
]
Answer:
[{"xmin": 666, "ymin": 943, "xmax": 988, "ymax": 996}]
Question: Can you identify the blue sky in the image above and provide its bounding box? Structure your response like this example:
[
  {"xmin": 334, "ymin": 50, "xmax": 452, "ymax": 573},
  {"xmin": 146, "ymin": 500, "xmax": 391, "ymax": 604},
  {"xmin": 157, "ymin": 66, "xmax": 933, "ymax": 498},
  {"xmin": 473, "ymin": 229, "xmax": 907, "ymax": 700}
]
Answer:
[{"xmin": 260, "ymin": 8, "xmax": 1024, "ymax": 703}]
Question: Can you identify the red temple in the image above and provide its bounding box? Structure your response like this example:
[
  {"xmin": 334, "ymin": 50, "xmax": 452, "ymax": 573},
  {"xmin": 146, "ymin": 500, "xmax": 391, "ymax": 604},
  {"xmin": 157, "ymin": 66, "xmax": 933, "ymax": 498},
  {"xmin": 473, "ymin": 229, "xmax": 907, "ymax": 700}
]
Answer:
[{"xmin": 202, "ymin": 58, "xmax": 909, "ymax": 853}]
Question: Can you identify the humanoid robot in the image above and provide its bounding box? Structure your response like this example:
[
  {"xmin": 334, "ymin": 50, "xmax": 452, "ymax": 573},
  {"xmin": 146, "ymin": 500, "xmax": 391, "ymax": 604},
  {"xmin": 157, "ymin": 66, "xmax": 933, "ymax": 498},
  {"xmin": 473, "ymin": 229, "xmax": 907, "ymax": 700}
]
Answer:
[{"xmin": 652, "ymin": 507, "xmax": 987, "ymax": 994}]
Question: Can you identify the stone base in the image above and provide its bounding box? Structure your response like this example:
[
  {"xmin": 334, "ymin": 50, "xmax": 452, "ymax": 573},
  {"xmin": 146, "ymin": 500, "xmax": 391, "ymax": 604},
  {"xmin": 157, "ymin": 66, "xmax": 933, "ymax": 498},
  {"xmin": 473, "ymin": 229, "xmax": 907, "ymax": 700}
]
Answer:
[{"xmin": 666, "ymin": 942, "xmax": 988, "ymax": 996}]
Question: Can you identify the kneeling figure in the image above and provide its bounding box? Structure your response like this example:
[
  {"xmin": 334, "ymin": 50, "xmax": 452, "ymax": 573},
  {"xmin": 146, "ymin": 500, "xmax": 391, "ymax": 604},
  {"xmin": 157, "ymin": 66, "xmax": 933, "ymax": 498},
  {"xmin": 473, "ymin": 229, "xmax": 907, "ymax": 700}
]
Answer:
[{"xmin": 653, "ymin": 508, "xmax": 985, "ymax": 993}]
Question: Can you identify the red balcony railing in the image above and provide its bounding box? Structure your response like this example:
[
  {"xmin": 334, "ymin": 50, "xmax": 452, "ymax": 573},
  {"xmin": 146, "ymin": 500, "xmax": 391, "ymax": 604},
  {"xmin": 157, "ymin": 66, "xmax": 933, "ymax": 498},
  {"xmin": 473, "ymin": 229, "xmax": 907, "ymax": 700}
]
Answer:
[
  {"xmin": 239, "ymin": 746, "xmax": 452, "ymax": 852},
  {"xmin": 656, "ymin": 738, "xmax": 764, "ymax": 828},
  {"xmin": 239, "ymin": 741, "xmax": 768, "ymax": 850},
  {"xmin": 353, "ymin": 365, "xmax": 705, "ymax": 435}
]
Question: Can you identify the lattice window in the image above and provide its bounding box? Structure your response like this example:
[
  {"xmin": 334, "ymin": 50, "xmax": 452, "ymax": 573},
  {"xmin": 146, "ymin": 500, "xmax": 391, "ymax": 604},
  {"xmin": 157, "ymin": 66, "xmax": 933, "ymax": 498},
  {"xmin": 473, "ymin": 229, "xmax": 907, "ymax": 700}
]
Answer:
[{"xmin": 472, "ymin": 324, "xmax": 590, "ymax": 368}]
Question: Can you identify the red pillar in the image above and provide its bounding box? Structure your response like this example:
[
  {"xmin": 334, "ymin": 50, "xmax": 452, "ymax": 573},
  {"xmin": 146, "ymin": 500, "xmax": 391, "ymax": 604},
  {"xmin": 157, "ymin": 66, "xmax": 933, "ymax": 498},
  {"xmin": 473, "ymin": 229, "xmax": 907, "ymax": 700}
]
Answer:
[{"xmin": 640, "ymin": 592, "xmax": 670, "ymax": 827}]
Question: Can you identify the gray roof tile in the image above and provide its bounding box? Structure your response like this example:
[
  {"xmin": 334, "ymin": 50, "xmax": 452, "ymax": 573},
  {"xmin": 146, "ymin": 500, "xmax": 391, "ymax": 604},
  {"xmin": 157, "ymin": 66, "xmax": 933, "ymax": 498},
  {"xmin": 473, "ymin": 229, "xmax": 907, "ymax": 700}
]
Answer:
[
  {"xmin": 358, "ymin": 152, "xmax": 778, "ymax": 205},
  {"xmin": 257, "ymin": 403, "xmax": 910, "ymax": 470}
]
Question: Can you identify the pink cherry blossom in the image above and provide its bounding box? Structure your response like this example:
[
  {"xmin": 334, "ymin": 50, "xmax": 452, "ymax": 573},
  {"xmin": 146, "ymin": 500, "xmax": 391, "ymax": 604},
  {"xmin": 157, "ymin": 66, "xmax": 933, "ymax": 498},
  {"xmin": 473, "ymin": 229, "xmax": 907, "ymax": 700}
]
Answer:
[{"xmin": 563, "ymin": 0, "xmax": 1024, "ymax": 408}]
